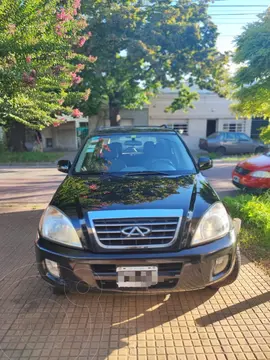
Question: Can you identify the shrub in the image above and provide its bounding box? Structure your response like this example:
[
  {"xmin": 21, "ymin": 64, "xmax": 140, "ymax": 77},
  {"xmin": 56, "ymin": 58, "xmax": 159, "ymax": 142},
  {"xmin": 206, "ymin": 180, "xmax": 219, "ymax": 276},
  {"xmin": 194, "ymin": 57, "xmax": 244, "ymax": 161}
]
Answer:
[{"xmin": 223, "ymin": 191, "xmax": 270, "ymax": 253}]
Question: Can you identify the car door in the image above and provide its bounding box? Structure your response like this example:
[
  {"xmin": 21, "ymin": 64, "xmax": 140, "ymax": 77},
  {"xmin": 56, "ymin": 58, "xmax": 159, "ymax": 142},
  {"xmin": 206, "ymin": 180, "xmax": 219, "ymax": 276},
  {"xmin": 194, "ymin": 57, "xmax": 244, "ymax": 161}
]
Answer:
[
  {"xmin": 237, "ymin": 133, "xmax": 254, "ymax": 153},
  {"xmin": 224, "ymin": 132, "xmax": 239, "ymax": 154}
]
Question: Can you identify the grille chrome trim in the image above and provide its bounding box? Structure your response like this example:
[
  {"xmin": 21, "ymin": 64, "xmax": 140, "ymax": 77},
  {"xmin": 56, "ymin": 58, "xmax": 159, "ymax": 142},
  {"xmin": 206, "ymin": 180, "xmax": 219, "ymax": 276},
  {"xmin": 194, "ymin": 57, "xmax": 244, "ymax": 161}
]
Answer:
[
  {"xmin": 94, "ymin": 221, "xmax": 178, "ymax": 227},
  {"xmin": 97, "ymin": 229, "xmax": 176, "ymax": 234},
  {"xmin": 100, "ymin": 236, "xmax": 173, "ymax": 241},
  {"xmin": 88, "ymin": 209, "xmax": 183, "ymax": 249}
]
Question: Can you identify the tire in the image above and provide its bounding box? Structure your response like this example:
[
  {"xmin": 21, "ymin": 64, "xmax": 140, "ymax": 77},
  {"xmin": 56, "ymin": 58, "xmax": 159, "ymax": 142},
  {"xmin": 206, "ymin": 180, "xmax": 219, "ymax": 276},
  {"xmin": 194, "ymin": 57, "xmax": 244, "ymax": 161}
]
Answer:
[
  {"xmin": 215, "ymin": 147, "xmax": 226, "ymax": 157},
  {"xmin": 52, "ymin": 286, "xmax": 66, "ymax": 295},
  {"xmin": 209, "ymin": 246, "xmax": 241, "ymax": 289},
  {"xmin": 255, "ymin": 147, "xmax": 264, "ymax": 154}
]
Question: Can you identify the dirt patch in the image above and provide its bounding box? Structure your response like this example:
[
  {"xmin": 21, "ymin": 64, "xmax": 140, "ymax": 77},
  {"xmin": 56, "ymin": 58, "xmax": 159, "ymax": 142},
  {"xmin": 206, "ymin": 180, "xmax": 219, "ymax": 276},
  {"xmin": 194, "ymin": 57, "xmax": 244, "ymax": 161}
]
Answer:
[{"xmin": 241, "ymin": 247, "xmax": 270, "ymax": 277}]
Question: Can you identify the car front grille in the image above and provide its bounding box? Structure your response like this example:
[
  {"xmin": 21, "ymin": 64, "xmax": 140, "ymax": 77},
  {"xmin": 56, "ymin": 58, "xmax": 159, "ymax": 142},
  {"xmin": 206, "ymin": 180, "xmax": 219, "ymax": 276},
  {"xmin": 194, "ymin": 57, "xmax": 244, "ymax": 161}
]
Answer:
[
  {"xmin": 235, "ymin": 166, "xmax": 251, "ymax": 176},
  {"xmin": 89, "ymin": 209, "xmax": 183, "ymax": 250}
]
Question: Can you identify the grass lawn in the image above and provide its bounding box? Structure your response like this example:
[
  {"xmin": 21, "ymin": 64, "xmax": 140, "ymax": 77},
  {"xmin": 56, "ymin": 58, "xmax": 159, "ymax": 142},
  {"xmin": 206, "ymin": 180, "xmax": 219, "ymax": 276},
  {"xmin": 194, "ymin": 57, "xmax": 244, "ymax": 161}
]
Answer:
[
  {"xmin": 223, "ymin": 192, "xmax": 270, "ymax": 274},
  {"xmin": 0, "ymin": 151, "xmax": 64, "ymax": 163},
  {"xmin": 196, "ymin": 152, "xmax": 257, "ymax": 162}
]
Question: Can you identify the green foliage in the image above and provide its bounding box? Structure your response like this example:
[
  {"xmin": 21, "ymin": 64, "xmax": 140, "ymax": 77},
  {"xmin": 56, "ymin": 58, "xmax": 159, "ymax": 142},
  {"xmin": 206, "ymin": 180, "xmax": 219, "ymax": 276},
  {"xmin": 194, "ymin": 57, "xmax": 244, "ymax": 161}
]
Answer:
[
  {"xmin": 80, "ymin": 0, "xmax": 229, "ymax": 123},
  {"xmin": 223, "ymin": 192, "xmax": 270, "ymax": 255},
  {"xmin": 0, "ymin": 0, "xmax": 92, "ymax": 131},
  {"xmin": 0, "ymin": 151, "xmax": 64, "ymax": 163},
  {"xmin": 0, "ymin": 140, "xmax": 6, "ymax": 152},
  {"xmin": 231, "ymin": 9, "xmax": 270, "ymax": 142},
  {"xmin": 260, "ymin": 122, "xmax": 270, "ymax": 144},
  {"xmin": 165, "ymin": 85, "xmax": 199, "ymax": 113}
]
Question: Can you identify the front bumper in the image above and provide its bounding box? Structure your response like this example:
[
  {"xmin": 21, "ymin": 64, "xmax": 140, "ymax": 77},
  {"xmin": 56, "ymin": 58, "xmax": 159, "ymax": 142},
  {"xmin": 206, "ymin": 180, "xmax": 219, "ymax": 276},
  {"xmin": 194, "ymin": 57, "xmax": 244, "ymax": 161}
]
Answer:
[
  {"xmin": 36, "ymin": 230, "xmax": 238, "ymax": 293},
  {"xmin": 232, "ymin": 172, "xmax": 270, "ymax": 191}
]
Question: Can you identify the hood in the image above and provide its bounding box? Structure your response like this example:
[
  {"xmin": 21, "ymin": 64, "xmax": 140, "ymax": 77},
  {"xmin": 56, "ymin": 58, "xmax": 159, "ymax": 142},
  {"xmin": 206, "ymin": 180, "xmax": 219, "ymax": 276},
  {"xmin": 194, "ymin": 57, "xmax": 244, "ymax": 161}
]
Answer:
[
  {"xmin": 238, "ymin": 154, "xmax": 270, "ymax": 171},
  {"xmin": 51, "ymin": 174, "xmax": 218, "ymax": 219}
]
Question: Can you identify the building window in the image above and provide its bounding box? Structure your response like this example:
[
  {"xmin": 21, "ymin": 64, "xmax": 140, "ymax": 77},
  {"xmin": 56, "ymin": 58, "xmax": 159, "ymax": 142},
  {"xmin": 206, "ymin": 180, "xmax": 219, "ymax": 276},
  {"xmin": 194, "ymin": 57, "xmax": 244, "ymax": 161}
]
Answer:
[
  {"xmin": 79, "ymin": 122, "xmax": 88, "ymax": 127},
  {"xmin": 46, "ymin": 138, "xmax": 53, "ymax": 148},
  {"xmin": 173, "ymin": 121, "xmax": 189, "ymax": 135},
  {"xmin": 223, "ymin": 122, "xmax": 246, "ymax": 133}
]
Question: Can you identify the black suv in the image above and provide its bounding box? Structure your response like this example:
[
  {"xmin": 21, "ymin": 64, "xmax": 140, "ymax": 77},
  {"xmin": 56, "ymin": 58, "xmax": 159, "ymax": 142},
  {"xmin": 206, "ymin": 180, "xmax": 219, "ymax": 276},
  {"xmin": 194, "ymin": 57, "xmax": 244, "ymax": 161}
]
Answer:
[{"xmin": 36, "ymin": 127, "xmax": 241, "ymax": 294}]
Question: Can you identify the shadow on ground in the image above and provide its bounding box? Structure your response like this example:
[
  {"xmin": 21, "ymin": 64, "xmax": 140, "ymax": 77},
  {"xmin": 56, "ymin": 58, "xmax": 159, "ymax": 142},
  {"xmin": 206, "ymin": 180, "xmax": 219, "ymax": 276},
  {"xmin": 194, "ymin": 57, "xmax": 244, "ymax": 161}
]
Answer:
[{"xmin": 0, "ymin": 209, "xmax": 269, "ymax": 360}]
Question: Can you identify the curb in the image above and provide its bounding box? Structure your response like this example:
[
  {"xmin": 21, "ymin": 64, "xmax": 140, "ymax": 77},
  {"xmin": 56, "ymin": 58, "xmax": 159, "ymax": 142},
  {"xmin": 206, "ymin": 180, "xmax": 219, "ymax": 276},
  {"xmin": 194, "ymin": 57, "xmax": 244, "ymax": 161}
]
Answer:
[
  {"xmin": 0, "ymin": 162, "xmax": 57, "ymax": 167},
  {"xmin": 213, "ymin": 159, "xmax": 239, "ymax": 164}
]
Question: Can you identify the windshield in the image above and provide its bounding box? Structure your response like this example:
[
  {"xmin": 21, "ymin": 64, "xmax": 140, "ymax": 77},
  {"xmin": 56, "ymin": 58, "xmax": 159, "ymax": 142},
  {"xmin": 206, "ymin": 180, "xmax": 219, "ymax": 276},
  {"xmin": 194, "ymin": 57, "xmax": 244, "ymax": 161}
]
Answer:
[
  {"xmin": 74, "ymin": 132, "xmax": 196, "ymax": 175},
  {"xmin": 208, "ymin": 132, "xmax": 220, "ymax": 139}
]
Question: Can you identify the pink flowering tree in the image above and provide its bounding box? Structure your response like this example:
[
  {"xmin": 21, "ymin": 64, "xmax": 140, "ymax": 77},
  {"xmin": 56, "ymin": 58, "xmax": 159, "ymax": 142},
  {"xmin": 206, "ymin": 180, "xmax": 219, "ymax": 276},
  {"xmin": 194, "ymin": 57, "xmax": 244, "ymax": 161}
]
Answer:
[{"xmin": 0, "ymin": 0, "xmax": 95, "ymax": 151}]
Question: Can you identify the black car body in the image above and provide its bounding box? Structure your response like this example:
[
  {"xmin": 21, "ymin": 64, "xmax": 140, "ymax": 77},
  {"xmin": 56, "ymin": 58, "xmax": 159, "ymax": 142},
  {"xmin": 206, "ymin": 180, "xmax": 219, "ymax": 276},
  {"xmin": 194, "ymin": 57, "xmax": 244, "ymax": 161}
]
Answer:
[{"xmin": 36, "ymin": 127, "xmax": 241, "ymax": 293}]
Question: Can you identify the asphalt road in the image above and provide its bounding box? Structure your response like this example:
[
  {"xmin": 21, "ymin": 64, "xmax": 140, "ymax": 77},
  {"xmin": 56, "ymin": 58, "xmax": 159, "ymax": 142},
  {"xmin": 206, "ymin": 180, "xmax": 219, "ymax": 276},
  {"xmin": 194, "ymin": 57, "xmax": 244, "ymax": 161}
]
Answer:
[
  {"xmin": 0, "ymin": 161, "xmax": 238, "ymax": 210},
  {"xmin": 203, "ymin": 161, "xmax": 238, "ymax": 198}
]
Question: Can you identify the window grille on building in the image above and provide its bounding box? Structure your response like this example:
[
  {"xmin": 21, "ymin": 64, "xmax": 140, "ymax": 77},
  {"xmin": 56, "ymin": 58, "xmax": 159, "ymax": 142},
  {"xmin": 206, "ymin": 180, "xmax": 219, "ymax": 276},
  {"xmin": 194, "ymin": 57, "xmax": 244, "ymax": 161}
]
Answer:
[
  {"xmin": 223, "ymin": 122, "xmax": 246, "ymax": 133},
  {"xmin": 172, "ymin": 121, "xmax": 189, "ymax": 135}
]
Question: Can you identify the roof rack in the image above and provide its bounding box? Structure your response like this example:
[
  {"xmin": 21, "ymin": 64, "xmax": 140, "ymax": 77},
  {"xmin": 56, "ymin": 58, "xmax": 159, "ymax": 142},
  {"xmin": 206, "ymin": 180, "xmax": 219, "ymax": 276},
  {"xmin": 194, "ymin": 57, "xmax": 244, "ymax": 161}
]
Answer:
[{"xmin": 96, "ymin": 125, "xmax": 173, "ymax": 131}]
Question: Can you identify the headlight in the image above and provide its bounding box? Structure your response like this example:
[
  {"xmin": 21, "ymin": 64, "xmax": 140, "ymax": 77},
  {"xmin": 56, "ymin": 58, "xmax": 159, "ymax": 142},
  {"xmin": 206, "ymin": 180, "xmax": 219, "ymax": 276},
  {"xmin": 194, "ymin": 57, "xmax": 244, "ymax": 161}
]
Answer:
[
  {"xmin": 191, "ymin": 202, "xmax": 231, "ymax": 246},
  {"xmin": 39, "ymin": 206, "xmax": 82, "ymax": 248},
  {"xmin": 250, "ymin": 171, "xmax": 270, "ymax": 178}
]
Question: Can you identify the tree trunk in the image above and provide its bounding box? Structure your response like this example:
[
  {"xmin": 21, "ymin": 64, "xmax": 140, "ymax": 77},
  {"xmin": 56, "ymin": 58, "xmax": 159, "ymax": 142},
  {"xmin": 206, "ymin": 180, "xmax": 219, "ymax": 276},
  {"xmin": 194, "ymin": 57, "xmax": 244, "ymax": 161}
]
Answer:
[
  {"xmin": 109, "ymin": 97, "xmax": 120, "ymax": 127},
  {"xmin": 8, "ymin": 122, "xmax": 26, "ymax": 152}
]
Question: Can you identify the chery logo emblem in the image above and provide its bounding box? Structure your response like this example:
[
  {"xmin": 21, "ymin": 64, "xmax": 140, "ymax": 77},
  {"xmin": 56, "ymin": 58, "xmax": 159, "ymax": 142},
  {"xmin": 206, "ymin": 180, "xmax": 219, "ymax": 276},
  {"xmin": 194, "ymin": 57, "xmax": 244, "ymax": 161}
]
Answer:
[{"xmin": 121, "ymin": 226, "xmax": 151, "ymax": 237}]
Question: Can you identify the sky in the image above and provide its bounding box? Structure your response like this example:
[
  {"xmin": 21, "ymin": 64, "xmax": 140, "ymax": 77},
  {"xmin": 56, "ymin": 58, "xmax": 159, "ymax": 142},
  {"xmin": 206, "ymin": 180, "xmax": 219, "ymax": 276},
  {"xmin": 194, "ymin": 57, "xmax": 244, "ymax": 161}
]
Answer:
[{"xmin": 208, "ymin": 0, "xmax": 270, "ymax": 53}]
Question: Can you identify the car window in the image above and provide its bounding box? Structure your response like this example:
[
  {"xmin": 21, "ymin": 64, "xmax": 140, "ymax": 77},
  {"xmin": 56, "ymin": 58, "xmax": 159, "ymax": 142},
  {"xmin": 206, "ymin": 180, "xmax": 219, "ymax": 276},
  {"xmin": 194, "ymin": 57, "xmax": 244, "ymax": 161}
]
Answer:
[
  {"xmin": 74, "ymin": 133, "xmax": 196, "ymax": 175},
  {"xmin": 238, "ymin": 133, "xmax": 250, "ymax": 142},
  {"xmin": 207, "ymin": 132, "xmax": 219, "ymax": 139},
  {"xmin": 225, "ymin": 132, "xmax": 237, "ymax": 141}
]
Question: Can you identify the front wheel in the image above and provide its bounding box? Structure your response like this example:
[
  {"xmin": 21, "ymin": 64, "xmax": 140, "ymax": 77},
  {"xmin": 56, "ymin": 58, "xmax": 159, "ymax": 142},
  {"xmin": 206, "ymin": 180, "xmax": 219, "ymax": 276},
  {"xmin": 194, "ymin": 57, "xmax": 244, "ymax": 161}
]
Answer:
[
  {"xmin": 255, "ymin": 147, "xmax": 265, "ymax": 154},
  {"xmin": 209, "ymin": 246, "xmax": 241, "ymax": 289},
  {"xmin": 215, "ymin": 146, "xmax": 226, "ymax": 157}
]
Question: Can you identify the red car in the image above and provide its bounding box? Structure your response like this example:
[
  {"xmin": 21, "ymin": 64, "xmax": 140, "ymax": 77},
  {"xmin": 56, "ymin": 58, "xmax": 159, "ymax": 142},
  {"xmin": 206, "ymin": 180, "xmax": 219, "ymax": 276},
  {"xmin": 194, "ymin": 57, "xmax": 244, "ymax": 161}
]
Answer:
[{"xmin": 232, "ymin": 152, "xmax": 270, "ymax": 191}]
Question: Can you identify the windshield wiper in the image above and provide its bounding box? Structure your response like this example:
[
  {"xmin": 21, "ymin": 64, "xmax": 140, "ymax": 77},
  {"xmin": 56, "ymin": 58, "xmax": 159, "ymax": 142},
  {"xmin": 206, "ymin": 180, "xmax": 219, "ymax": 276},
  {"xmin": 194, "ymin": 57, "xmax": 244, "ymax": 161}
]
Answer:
[
  {"xmin": 124, "ymin": 171, "xmax": 169, "ymax": 177},
  {"xmin": 75, "ymin": 171, "xmax": 122, "ymax": 178},
  {"xmin": 100, "ymin": 172, "xmax": 123, "ymax": 179}
]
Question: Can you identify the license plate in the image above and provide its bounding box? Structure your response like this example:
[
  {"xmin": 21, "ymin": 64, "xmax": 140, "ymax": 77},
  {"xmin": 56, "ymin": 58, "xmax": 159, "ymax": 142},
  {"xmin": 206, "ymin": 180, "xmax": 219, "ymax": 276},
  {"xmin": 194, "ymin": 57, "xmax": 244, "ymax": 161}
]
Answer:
[
  {"xmin": 233, "ymin": 176, "xmax": 240, "ymax": 183},
  {"xmin": 116, "ymin": 266, "xmax": 158, "ymax": 288}
]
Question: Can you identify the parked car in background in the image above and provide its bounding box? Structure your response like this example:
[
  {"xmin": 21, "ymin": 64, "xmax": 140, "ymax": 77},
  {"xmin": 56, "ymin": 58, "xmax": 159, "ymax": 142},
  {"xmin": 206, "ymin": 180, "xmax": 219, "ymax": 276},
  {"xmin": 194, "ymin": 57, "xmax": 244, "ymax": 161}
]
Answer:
[
  {"xmin": 199, "ymin": 132, "xmax": 266, "ymax": 156},
  {"xmin": 35, "ymin": 126, "xmax": 241, "ymax": 294},
  {"xmin": 232, "ymin": 152, "xmax": 270, "ymax": 191}
]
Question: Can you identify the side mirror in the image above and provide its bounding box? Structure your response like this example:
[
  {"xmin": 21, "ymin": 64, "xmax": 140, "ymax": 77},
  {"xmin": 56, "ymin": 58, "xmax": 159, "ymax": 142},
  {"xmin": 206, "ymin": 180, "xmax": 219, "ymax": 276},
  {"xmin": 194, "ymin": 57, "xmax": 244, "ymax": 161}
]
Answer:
[
  {"xmin": 57, "ymin": 160, "xmax": 71, "ymax": 173},
  {"xmin": 198, "ymin": 157, "xmax": 213, "ymax": 171}
]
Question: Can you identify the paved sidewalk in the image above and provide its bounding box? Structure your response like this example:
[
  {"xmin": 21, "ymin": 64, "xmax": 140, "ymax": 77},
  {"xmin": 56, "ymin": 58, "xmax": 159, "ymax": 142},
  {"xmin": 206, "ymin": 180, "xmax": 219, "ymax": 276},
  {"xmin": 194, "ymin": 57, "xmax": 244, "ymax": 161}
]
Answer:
[
  {"xmin": 0, "ymin": 209, "xmax": 269, "ymax": 360},
  {"xmin": 0, "ymin": 167, "xmax": 65, "ymax": 208}
]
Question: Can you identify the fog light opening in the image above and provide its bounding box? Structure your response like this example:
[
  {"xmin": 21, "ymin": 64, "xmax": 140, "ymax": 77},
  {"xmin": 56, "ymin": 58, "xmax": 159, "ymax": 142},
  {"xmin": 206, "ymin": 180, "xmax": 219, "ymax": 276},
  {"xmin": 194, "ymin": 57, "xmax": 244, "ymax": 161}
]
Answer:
[
  {"xmin": 45, "ymin": 259, "xmax": 60, "ymax": 278},
  {"xmin": 213, "ymin": 255, "xmax": 229, "ymax": 276}
]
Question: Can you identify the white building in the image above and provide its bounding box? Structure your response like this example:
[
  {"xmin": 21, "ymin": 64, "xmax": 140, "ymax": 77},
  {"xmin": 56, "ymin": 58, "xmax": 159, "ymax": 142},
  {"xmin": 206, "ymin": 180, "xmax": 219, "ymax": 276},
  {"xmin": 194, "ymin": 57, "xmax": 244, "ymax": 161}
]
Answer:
[
  {"xmin": 41, "ymin": 116, "xmax": 89, "ymax": 151},
  {"xmin": 40, "ymin": 88, "xmax": 252, "ymax": 151},
  {"xmin": 147, "ymin": 89, "xmax": 251, "ymax": 150}
]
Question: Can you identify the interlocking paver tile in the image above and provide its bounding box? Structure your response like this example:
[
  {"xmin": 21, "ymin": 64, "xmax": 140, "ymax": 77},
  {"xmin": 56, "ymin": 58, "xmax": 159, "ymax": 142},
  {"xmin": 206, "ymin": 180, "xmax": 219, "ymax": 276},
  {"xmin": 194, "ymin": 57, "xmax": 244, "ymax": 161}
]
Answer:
[{"xmin": 0, "ymin": 183, "xmax": 269, "ymax": 360}]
